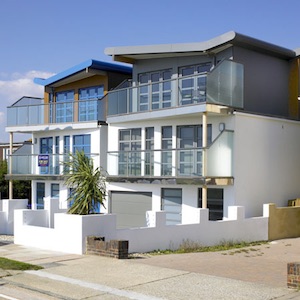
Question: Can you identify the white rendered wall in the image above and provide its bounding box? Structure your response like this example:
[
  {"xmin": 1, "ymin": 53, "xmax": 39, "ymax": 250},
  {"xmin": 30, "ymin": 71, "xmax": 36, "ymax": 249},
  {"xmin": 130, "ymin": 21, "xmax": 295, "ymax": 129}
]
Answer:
[
  {"xmin": 14, "ymin": 204, "xmax": 268, "ymax": 254},
  {"xmin": 233, "ymin": 112, "xmax": 300, "ymax": 217}
]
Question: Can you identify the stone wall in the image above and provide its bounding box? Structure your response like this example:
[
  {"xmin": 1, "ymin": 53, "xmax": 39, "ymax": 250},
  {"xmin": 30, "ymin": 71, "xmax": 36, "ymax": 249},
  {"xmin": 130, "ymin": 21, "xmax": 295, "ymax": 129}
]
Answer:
[{"xmin": 86, "ymin": 236, "xmax": 128, "ymax": 259}]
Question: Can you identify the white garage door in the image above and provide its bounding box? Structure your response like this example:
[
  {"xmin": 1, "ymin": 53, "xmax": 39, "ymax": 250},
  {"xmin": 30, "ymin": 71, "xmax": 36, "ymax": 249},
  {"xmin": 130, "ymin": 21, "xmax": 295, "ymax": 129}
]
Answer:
[{"xmin": 110, "ymin": 191, "xmax": 152, "ymax": 228}]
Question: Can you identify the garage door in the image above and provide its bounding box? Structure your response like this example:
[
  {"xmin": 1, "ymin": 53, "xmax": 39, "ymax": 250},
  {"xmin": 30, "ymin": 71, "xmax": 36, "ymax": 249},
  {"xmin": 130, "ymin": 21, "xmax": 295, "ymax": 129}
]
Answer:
[{"xmin": 110, "ymin": 191, "xmax": 152, "ymax": 228}]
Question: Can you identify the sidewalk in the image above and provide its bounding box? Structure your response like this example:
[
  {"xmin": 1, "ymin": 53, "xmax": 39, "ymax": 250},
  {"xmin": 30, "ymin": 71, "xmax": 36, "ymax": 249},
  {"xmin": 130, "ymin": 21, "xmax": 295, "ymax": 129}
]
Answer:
[{"xmin": 0, "ymin": 237, "xmax": 299, "ymax": 299}]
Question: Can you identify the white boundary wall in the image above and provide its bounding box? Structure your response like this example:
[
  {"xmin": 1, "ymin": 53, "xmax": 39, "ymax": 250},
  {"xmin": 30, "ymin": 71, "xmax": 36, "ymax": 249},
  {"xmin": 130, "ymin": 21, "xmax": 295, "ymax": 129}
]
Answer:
[
  {"xmin": 0, "ymin": 199, "xmax": 28, "ymax": 234},
  {"xmin": 14, "ymin": 199, "xmax": 268, "ymax": 254}
]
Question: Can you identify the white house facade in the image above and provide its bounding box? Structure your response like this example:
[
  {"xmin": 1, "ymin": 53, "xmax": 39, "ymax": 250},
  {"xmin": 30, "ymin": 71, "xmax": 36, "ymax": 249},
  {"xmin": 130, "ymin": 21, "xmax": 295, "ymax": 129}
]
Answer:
[
  {"xmin": 104, "ymin": 31, "xmax": 300, "ymax": 228},
  {"xmin": 5, "ymin": 31, "xmax": 300, "ymax": 234}
]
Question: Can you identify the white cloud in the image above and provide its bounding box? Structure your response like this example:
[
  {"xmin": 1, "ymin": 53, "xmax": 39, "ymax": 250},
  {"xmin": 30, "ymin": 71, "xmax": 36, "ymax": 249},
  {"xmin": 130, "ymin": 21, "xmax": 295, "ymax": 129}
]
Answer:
[{"xmin": 0, "ymin": 70, "xmax": 54, "ymax": 142}]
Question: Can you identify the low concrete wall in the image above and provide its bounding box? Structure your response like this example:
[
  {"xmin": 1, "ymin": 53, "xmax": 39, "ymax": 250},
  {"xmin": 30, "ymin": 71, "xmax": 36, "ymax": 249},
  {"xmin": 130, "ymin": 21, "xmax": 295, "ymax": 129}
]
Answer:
[
  {"xmin": 264, "ymin": 203, "xmax": 300, "ymax": 240},
  {"xmin": 14, "ymin": 200, "xmax": 268, "ymax": 255}
]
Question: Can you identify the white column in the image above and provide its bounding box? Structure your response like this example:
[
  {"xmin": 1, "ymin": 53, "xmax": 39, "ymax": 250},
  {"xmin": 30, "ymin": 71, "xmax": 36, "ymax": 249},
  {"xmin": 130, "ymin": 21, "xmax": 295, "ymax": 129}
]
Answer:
[
  {"xmin": 202, "ymin": 112, "xmax": 207, "ymax": 208},
  {"xmin": 9, "ymin": 132, "xmax": 13, "ymax": 199}
]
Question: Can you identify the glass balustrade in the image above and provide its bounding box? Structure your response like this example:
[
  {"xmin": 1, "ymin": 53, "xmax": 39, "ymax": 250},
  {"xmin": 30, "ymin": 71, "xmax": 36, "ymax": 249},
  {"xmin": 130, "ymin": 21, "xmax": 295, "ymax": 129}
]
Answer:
[
  {"xmin": 7, "ymin": 154, "xmax": 99, "ymax": 176},
  {"xmin": 107, "ymin": 130, "xmax": 234, "ymax": 178},
  {"xmin": 7, "ymin": 98, "xmax": 106, "ymax": 127},
  {"xmin": 107, "ymin": 60, "xmax": 244, "ymax": 116}
]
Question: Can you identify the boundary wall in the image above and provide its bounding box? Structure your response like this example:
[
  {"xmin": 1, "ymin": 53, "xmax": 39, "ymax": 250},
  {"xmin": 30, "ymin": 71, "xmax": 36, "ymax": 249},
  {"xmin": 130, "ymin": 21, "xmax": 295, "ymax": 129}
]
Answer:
[{"xmin": 14, "ymin": 198, "xmax": 268, "ymax": 254}]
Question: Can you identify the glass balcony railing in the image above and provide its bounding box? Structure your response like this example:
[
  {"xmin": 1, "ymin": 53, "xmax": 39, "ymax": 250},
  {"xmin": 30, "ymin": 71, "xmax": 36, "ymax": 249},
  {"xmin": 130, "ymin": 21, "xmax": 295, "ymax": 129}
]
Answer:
[
  {"xmin": 107, "ymin": 131, "xmax": 233, "ymax": 178},
  {"xmin": 7, "ymin": 98, "xmax": 106, "ymax": 127},
  {"xmin": 107, "ymin": 60, "xmax": 244, "ymax": 116},
  {"xmin": 7, "ymin": 153, "xmax": 99, "ymax": 176}
]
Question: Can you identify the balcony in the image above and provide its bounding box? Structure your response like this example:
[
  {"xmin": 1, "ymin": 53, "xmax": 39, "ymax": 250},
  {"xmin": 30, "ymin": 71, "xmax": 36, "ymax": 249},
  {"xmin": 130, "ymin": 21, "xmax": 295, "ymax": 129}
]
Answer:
[
  {"xmin": 6, "ymin": 153, "xmax": 99, "ymax": 179},
  {"xmin": 7, "ymin": 98, "xmax": 106, "ymax": 127},
  {"xmin": 107, "ymin": 60, "xmax": 244, "ymax": 116},
  {"xmin": 107, "ymin": 130, "xmax": 233, "ymax": 184}
]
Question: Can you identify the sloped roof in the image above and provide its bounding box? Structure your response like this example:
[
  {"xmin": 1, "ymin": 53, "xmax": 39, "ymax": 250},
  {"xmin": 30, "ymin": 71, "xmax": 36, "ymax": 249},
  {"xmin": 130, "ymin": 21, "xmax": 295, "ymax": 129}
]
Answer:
[{"xmin": 34, "ymin": 59, "xmax": 132, "ymax": 88}]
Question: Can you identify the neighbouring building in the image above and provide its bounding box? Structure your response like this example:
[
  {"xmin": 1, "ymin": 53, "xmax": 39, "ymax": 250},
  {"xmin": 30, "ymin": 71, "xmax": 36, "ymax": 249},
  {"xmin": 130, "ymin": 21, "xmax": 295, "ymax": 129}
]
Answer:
[{"xmin": 6, "ymin": 60, "xmax": 131, "ymax": 209}]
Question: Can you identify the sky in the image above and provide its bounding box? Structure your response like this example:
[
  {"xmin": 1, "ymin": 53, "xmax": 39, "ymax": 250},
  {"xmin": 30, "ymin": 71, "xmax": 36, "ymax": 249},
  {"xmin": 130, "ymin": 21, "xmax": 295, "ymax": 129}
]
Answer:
[{"xmin": 1, "ymin": 0, "xmax": 300, "ymax": 142}]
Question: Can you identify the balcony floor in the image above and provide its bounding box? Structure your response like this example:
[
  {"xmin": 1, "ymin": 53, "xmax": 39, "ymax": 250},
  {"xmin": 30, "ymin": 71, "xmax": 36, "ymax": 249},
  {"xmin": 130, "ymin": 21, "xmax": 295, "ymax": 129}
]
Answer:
[{"xmin": 107, "ymin": 175, "xmax": 234, "ymax": 185}]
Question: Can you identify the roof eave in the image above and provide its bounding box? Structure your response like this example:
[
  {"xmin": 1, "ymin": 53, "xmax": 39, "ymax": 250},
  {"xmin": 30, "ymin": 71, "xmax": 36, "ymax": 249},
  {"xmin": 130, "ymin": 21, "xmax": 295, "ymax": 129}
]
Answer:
[
  {"xmin": 34, "ymin": 59, "xmax": 132, "ymax": 87},
  {"xmin": 105, "ymin": 31, "xmax": 296, "ymax": 62}
]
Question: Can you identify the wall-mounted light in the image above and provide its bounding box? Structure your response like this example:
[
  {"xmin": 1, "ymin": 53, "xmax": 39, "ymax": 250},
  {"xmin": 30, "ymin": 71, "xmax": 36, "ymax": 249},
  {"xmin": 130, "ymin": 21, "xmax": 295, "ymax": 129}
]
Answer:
[{"xmin": 219, "ymin": 122, "xmax": 225, "ymax": 132}]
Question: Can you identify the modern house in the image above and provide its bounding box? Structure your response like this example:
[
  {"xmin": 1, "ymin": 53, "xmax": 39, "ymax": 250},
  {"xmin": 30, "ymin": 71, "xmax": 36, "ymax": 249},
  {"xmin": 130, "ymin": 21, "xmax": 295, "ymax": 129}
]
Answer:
[
  {"xmin": 104, "ymin": 31, "xmax": 300, "ymax": 228},
  {"xmin": 5, "ymin": 31, "xmax": 300, "ymax": 233},
  {"xmin": 6, "ymin": 60, "xmax": 132, "ymax": 209}
]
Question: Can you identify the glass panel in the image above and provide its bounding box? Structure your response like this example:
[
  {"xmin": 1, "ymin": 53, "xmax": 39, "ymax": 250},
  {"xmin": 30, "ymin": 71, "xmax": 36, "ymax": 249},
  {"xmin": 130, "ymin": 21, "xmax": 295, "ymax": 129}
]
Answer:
[
  {"xmin": 207, "ymin": 130, "xmax": 234, "ymax": 177},
  {"xmin": 207, "ymin": 60, "xmax": 244, "ymax": 108}
]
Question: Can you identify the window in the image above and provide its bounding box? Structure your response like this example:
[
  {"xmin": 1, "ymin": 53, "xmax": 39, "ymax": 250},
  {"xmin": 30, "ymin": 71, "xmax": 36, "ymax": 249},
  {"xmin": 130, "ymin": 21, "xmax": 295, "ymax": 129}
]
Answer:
[
  {"xmin": 162, "ymin": 188, "xmax": 182, "ymax": 225},
  {"xmin": 161, "ymin": 126, "xmax": 172, "ymax": 176},
  {"xmin": 51, "ymin": 183, "xmax": 59, "ymax": 198},
  {"xmin": 145, "ymin": 127, "xmax": 154, "ymax": 175},
  {"xmin": 138, "ymin": 70, "xmax": 172, "ymax": 111},
  {"xmin": 198, "ymin": 188, "xmax": 224, "ymax": 221},
  {"xmin": 40, "ymin": 137, "xmax": 53, "ymax": 174},
  {"xmin": 177, "ymin": 125, "xmax": 212, "ymax": 176},
  {"xmin": 36, "ymin": 182, "xmax": 45, "ymax": 209},
  {"xmin": 119, "ymin": 128, "xmax": 141, "ymax": 175},
  {"xmin": 73, "ymin": 134, "xmax": 91, "ymax": 154},
  {"xmin": 54, "ymin": 136, "xmax": 60, "ymax": 174},
  {"xmin": 63, "ymin": 136, "xmax": 70, "ymax": 154},
  {"xmin": 55, "ymin": 90, "xmax": 74, "ymax": 123},
  {"xmin": 179, "ymin": 63, "xmax": 210, "ymax": 105},
  {"xmin": 79, "ymin": 86, "xmax": 104, "ymax": 121}
]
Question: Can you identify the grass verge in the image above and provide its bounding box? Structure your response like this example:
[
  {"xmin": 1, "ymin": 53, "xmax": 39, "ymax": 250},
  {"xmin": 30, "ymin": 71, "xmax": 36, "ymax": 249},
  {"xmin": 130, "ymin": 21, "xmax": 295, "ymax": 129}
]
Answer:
[
  {"xmin": 0, "ymin": 257, "xmax": 43, "ymax": 271},
  {"xmin": 149, "ymin": 240, "xmax": 268, "ymax": 255}
]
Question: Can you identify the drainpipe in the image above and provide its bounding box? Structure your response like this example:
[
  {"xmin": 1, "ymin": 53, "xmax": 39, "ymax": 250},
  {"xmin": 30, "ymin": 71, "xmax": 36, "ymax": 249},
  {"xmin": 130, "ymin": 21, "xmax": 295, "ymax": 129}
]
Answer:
[
  {"xmin": 202, "ymin": 112, "xmax": 207, "ymax": 209},
  {"xmin": 9, "ymin": 132, "xmax": 13, "ymax": 199}
]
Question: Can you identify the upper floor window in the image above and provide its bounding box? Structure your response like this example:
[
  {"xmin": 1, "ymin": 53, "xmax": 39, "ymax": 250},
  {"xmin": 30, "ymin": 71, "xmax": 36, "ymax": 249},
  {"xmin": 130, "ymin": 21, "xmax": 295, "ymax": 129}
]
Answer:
[
  {"xmin": 138, "ymin": 70, "xmax": 172, "ymax": 111},
  {"xmin": 55, "ymin": 90, "xmax": 74, "ymax": 123},
  {"xmin": 179, "ymin": 63, "xmax": 211, "ymax": 105},
  {"xmin": 79, "ymin": 86, "xmax": 104, "ymax": 100},
  {"xmin": 78, "ymin": 86, "xmax": 104, "ymax": 121}
]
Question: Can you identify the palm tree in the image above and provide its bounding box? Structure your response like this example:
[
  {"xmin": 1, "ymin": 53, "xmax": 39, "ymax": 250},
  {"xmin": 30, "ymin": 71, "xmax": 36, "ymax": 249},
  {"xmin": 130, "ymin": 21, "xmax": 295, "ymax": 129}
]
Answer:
[{"xmin": 63, "ymin": 150, "xmax": 106, "ymax": 215}]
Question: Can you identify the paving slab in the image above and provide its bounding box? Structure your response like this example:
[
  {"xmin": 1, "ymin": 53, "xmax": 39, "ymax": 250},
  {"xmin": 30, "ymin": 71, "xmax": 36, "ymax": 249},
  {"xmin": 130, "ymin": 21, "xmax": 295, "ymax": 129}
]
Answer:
[{"xmin": 0, "ymin": 238, "xmax": 299, "ymax": 299}]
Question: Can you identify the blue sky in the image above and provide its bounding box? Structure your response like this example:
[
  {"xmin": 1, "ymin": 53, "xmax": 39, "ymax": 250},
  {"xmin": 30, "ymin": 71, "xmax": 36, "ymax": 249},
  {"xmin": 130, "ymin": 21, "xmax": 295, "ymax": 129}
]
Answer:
[{"xmin": 1, "ymin": 0, "xmax": 300, "ymax": 141}]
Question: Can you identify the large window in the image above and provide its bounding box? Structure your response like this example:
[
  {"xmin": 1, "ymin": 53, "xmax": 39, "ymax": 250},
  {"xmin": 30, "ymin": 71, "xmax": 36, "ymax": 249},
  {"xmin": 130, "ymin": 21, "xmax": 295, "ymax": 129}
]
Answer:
[
  {"xmin": 177, "ymin": 125, "xmax": 212, "ymax": 176},
  {"xmin": 198, "ymin": 188, "xmax": 223, "ymax": 221},
  {"xmin": 55, "ymin": 90, "xmax": 74, "ymax": 123},
  {"xmin": 73, "ymin": 134, "xmax": 91, "ymax": 154},
  {"xmin": 179, "ymin": 63, "xmax": 210, "ymax": 105},
  {"xmin": 138, "ymin": 70, "xmax": 172, "ymax": 111},
  {"xmin": 161, "ymin": 126, "xmax": 173, "ymax": 176},
  {"xmin": 119, "ymin": 128, "xmax": 141, "ymax": 175},
  {"xmin": 79, "ymin": 86, "xmax": 104, "ymax": 121}
]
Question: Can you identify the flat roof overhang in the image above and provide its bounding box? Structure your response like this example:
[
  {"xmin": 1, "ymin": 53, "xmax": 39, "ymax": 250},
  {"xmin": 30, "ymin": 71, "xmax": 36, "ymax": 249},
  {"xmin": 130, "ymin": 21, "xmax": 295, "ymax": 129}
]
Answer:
[{"xmin": 105, "ymin": 31, "xmax": 296, "ymax": 63}]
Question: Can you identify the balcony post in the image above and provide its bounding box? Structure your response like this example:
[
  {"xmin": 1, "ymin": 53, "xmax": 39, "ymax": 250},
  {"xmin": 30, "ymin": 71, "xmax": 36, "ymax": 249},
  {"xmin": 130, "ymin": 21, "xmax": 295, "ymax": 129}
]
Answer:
[
  {"xmin": 202, "ymin": 112, "xmax": 207, "ymax": 208},
  {"xmin": 9, "ymin": 132, "xmax": 13, "ymax": 199}
]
